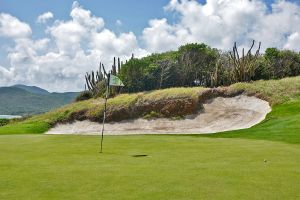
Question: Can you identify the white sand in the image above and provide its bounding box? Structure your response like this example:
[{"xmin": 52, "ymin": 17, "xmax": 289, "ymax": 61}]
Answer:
[{"xmin": 46, "ymin": 95, "xmax": 271, "ymax": 135}]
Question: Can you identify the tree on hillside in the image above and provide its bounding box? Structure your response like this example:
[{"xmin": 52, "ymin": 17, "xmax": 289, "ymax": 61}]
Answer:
[
  {"xmin": 177, "ymin": 43, "xmax": 219, "ymax": 87},
  {"xmin": 157, "ymin": 60, "xmax": 182, "ymax": 89},
  {"xmin": 119, "ymin": 58, "xmax": 150, "ymax": 92},
  {"xmin": 210, "ymin": 53, "xmax": 233, "ymax": 87},
  {"xmin": 264, "ymin": 48, "xmax": 300, "ymax": 79},
  {"xmin": 82, "ymin": 42, "xmax": 300, "ymax": 96}
]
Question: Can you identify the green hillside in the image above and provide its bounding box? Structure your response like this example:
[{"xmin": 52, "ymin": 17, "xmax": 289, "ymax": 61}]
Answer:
[
  {"xmin": 0, "ymin": 86, "xmax": 78, "ymax": 116},
  {"xmin": 13, "ymin": 84, "xmax": 50, "ymax": 95}
]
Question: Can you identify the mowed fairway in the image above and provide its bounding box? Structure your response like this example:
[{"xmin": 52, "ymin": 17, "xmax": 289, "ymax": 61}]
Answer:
[{"xmin": 1, "ymin": 99, "xmax": 300, "ymax": 199}]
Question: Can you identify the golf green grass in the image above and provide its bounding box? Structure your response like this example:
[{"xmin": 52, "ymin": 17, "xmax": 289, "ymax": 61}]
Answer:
[
  {"xmin": 1, "ymin": 98, "xmax": 300, "ymax": 199},
  {"xmin": 1, "ymin": 135, "xmax": 299, "ymax": 199}
]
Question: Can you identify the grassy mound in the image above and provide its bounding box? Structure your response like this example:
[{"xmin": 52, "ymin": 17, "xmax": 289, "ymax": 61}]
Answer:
[{"xmin": 0, "ymin": 76, "xmax": 300, "ymax": 135}]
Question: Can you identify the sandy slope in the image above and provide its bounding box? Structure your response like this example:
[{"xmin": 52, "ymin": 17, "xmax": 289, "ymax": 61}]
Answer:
[{"xmin": 46, "ymin": 95, "xmax": 271, "ymax": 135}]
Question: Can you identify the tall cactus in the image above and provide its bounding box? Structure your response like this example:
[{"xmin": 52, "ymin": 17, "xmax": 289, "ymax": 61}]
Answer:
[
  {"xmin": 229, "ymin": 40, "xmax": 261, "ymax": 82},
  {"xmin": 118, "ymin": 57, "xmax": 121, "ymax": 74},
  {"xmin": 112, "ymin": 57, "xmax": 117, "ymax": 75},
  {"xmin": 85, "ymin": 57, "xmax": 123, "ymax": 96},
  {"xmin": 85, "ymin": 62, "xmax": 107, "ymax": 95}
]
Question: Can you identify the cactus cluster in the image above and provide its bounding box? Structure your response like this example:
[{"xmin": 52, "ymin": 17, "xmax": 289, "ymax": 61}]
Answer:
[
  {"xmin": 229, "ymin": 40, "xmax": 261, "ymax": 82},
  {"xmin": 111, "ymin": 57, "xmax": 122, "ymax": 76},
  {"xmin": 85, "ymin": 62, "xmax": 107, "ymax": 95},
  {"xmin": 85, "ymin": 57, "xmax": 122, "ymax": 96}
]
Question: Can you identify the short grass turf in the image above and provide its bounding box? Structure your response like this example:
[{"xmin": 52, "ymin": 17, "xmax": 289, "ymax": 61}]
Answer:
[{"xmin": 1, "ymin": 135, "xmax": 300, "ymax": 200}]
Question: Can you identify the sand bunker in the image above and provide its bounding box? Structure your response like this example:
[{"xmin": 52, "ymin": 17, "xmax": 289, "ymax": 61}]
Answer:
[{"xmin": 46, "ymin": 95, "xmax": 271, "ymax": 135}]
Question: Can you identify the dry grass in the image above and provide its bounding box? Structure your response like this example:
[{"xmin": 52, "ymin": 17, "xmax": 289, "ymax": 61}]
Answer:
[
  {"xmin": 141, "ymin": 87, "xmax": 205, "ymax": 102},
  {"xmin": 231, "ymin": 76, "xmax": 300, "ymax": 105}
]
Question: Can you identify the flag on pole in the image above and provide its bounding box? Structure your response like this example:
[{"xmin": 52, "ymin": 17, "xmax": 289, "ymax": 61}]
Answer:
[
  {"xmin": 109, "ymin": 74, "xmax": 124, "ymax": 86},
  {"xmin": 100, "ymin": 73, "xmax": 124, "ymax": 153}
]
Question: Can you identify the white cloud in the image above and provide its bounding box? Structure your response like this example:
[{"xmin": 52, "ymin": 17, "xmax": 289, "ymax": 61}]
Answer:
[
  {"xmin": 0, "ymin": 66, "xmax": 14, "ymax": 86},
  {"xmin": 48, "ymin": 20, "xmax": 86, "ymax": 55},
  {"xmin": 0, "ymin": 2, "xmax": 148, "ymax": 92},
  {"xmin": 1, "ymin": 0, "xmax": 300, "ymax": 92},
  {"xmin": 143, "ymin": 0, "xmax": 300, "ymax": 52},
  {"xmin": 47, "ymin": 1, "xmax": 105, "ymax": 56},
  {"xmin": 70, "ymin": 2, "xmax": 104, "ymax": 30},
  {"xmin": 284, "ymin": 32, "xmax": 300, "ymax": 51},
  {"xmin": 0, "ymin": 13, "xmax": 32, "ymax": 38},
  {"xmin": 37, "ymin": 12, "xmax": 54, "ymax": 23},
  {"xmin": 116, "ymin": 20, "xmax": 122, "ymax": 26}
]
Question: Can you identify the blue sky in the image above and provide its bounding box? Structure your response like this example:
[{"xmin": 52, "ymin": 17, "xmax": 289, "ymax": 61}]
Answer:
[
  {"xmin": 1, "ymin": 0, "xmax": 300, "ymax": 91},
  {"xmin": 1, "ymin": 0, "xmax": 296, "ymax": 36},
  {"xmin": 0, "ymin": 0, "xmax": 171, "ymax": 66},
  {"xmin": 0, "ymin": 0, "xmax": 172, "ymax": 35}
]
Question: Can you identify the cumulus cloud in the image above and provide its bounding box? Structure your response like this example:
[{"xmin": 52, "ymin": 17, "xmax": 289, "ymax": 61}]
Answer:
[
  {"xmin": 1, "ymin": 0, "xmax": 300, "ymax": 92},
  {"xmin": 47, "ymin": 2, "xmax": 105, "ymax": 56},
  {"xmin": 37, "ymin": 12, "xmax": 54, "ymax": 23},
  {"xmin": 0, "ymin": 13, "xmax": 32, "ymax": 38},
  {"xmin": 0, "ymin": 66, "xmax": 14, "ymax": 85},
  {"xmin": 0, "ymin": 1, "xmax": 148, "ymax": 91},
  {"xmin": 142, "ymin": 0, "xmax": 300, "ymax": 52},
  {"xmin": 284, "ymin": 32, "xmax": 300, "ymax": 51}
]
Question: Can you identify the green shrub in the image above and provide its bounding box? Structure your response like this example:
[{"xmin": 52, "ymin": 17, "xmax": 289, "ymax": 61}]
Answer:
[
  {"xmin": 143, "ymin": 111, "xmax": 162, "ymax": 120},
  {"xmin": 171, "ymin": 115, "xmax": 184, "ymax": 120},
  {"xmin": 0, "ymin": 119, "xmax": 9, "ymax": 127},
  {"xmin": 75, "ymin": 91, "xmax": 93, "ymax": 102}
]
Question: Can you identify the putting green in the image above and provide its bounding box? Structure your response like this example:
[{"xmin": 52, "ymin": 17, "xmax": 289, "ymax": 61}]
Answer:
[{"xmin": 0, "ymin": 135, "xmax": 299, "ymax": 200}]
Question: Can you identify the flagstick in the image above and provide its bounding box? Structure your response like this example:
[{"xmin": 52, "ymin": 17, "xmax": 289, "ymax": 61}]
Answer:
[{"xmin": 100, "ymin": 73, "xmax": 110, "ymax": 153}]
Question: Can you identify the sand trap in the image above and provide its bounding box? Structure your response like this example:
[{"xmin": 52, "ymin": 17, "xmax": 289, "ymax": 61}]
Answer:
[{"xmin": 46, "ymin": 95, "xmax": 271, "ymax": 135}]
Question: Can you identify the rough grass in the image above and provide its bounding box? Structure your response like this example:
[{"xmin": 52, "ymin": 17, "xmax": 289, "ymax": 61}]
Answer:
[
  {"xmin": 0, "ymin": 121, "xmax": 49, "ymax": 134},
  {"xmin": 232, "ymin": 76, "xmax": 300, "ymax": 105},
  {"xmin": 0, "ymin": 76, "xmax": 300, "ymax": 135},
  {"xmin": 141, "ymin": 87, "xmax": 203, "ymax": 101}
]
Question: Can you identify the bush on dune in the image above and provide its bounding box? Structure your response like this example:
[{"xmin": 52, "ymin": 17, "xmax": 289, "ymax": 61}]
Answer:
[
  {"xmin": 75, "ymin": 91, "xmax": 93, "ymax": 102},
  {"xmin": 0, "ymin": 119, "xmax": 9, "ymax": 127}
]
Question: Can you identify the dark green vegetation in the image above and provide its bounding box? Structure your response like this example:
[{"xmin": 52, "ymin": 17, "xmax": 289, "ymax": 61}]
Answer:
[
  {"xmin": 75, "ymin": 90, "xmax": 93, "ymax": 102},
  {"xmin": 81, "ymin": 42, "xmax": 300, "ymax": 98},
  {"xmin": 78, "ymin": 42, "xmax": 300, "ymax": 102},
  {"xmin": 0, "ymin": 118, "xmax": 9, "ymax": 126},
  {"xmin": 0, "ymin": 85, "xmax": 78, "ymax": 116},
  {"xmin": 13, "ymin": 84, "xmax": 50, "ymax": 95},
  {"xmin": 119, "ymin": 43, "xmax": 300, "ymax": 93},
  {"xmin": 0, "ymin": 77, "xmax": 300, "ymax": 199}
]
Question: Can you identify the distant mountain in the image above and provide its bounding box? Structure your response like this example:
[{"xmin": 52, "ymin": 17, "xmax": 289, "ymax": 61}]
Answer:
[
  {"xmin": 13, "ymin": 84, "xmax": 50, "ymax": 95},
  {"xmin": 0, "ymin": 85, "xmax": 79, "ymax": 116}
]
